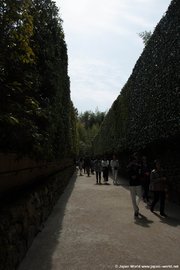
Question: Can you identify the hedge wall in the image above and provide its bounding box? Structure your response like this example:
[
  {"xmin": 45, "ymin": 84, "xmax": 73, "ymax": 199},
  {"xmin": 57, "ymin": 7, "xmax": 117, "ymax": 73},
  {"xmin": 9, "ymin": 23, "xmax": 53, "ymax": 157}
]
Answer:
[
  {"xmin": 0, "ymin": 0, "xmax": 78, "ymax": 161},
  {"xmin": 94, "ymin": 0, "xmax": 180, "ymax": 155}
]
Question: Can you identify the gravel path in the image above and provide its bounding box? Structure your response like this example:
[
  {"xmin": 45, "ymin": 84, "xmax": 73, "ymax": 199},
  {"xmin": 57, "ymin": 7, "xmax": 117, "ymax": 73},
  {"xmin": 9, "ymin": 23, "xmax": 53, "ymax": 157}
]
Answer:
[{"xmin": 18, "ymin": 172, "xmax": 180, "ymax": 270}]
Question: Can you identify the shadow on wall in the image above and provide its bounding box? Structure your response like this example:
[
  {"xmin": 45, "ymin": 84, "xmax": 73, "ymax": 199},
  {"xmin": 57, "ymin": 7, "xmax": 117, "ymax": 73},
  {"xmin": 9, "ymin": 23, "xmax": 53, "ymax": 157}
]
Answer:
[{"xmin": 18, "ymin": 172, "xmax": 77, "ymax": 270}]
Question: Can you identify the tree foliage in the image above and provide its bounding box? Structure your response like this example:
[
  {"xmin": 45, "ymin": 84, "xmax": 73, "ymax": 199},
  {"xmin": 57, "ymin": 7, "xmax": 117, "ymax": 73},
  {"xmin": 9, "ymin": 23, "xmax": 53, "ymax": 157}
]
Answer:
[
  {"xmin": 0, "ymin": 0, "xmax": 77, "ymax": 160},
  {"xmin": 77, "ymin": 110, "xmax": 106, "ymax": 156},
  {"xmin": 138, "ymin": 30, "xmax": 152, "ymax": 46}
]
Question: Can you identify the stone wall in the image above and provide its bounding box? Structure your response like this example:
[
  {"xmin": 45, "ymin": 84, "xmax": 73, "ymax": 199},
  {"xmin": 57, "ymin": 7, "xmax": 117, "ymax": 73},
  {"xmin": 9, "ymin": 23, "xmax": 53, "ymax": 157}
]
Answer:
[{"xmin": 0, "ymin": 166, "xmax": 75, "ymax": 270}]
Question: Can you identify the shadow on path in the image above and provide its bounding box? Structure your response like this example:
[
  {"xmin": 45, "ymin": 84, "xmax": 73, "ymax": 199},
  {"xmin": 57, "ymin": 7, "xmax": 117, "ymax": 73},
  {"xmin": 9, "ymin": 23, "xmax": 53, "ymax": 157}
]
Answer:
[
  {"xmin": 151, "ymin": 212, "xmax": 180, "ymax": 227},
  {"xmin": 18, "ymin": 172, "xmax": 180, "ymax": 269},
  {"xmin": 134, "ymin": 213, "xmax": 154, "ymax": 228},
  {"xmin": 18, "ymin": 173, "xmax": 77, "ymax": 270},
  {"xmin": 117, "ymin": 175, "xmax": 180, "ymax": 227}
]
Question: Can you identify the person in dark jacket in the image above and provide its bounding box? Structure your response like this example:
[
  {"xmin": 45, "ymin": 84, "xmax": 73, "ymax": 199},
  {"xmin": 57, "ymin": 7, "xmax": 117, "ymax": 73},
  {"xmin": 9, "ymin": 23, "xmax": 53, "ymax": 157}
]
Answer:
[
  {"xmin": 140, "ymin": 156, "xmax": 150, "ymax": 203},
  {"xmin": 102, "ymin": 157, "xmax": 109, "ymax": 184},
  {"xmin": 149, "ymin": 160, "xmax": 167, "ymax": 217},
  {"xmin": 127, "ymin": 153, "xmax": 142, "ymax": 217},
  {"xmin": 94, "ymin": 158, "xmax": 102, "ymax": 184},
  {"xmin": 84, "ymin": 157, "xmax": 91, "ymax": 177}
]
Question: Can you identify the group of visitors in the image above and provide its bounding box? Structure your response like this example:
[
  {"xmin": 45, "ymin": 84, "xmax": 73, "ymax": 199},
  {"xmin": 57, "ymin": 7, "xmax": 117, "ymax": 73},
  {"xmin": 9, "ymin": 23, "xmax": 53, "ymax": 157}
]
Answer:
[
  {"xmin": 77, "ymin": 155, "xmax": 119, "ymax": 185},
  {"xmin": 127, "ymin": 153, "xmax": 168, "ymax": 218},
  {"xmin": 77, "ymin": 153, "xmax": 168, "ymax": 218}
]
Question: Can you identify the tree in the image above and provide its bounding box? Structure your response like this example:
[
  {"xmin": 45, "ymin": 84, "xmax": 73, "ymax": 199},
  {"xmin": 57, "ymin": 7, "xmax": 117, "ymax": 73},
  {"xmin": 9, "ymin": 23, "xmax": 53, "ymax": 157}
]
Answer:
[
  {"xmin": 77, "ymin": 110, "xmax": 106, "ymax": 156},
  {"xmin": 138, "ymin": 30, "xmax": 152, "ymax": 46}
]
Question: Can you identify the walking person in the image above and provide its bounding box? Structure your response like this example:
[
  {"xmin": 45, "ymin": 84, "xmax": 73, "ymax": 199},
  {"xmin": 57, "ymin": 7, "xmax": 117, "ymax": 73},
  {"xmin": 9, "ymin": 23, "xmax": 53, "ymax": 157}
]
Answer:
[
  {"xmin": 110, "ymin": 155, "xmax": 119, "ymax": 185},
  {"xmin": 149, "ymin": 160, "xmax": 167, "ymax": 217},
  {"xmin": 84, "ymin": 157, "xmax": 91, "ymax": 177},
  {"xmin": 91, "ymin": 158, "xmax": 95, "ymax": 175},
  {"xmin": 140, "ymin": 156, "xmax": 150, "ymax": 203},
  {"xmin": 83, "ymin": 159, "xmax": 86, "ymax": 174},
  {"xmin": 102, "ymin": 157, "xmax": 109, "ymax": 184},
  {"xmin": 127, "ymin": 153, "xmax": 142, "ymax": 217},
  {"xmin": 94, "ymin": 157, "xmax": 102, "ymax": 184},
  {"xmin": 78, "ymin": 158, "xmax": 84, "ymax": 176}
]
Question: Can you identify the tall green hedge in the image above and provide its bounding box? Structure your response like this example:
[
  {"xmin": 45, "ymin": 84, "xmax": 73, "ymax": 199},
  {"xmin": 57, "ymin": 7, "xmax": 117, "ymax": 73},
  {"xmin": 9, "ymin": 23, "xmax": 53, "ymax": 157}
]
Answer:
[
  {"xmin": 94, "ymin": 0, "xmax": 180, "ymax": 155},
  {"xmin": 0, "ymin": 0, "xmax": 77, "ymax": 160}
]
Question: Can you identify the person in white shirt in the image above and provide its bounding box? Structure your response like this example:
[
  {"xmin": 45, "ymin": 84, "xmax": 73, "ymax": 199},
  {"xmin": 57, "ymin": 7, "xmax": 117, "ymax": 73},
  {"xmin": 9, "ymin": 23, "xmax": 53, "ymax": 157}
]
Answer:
[{"xmin": 110, "ymin": 155, "xmax": 119, "ymax": 185}]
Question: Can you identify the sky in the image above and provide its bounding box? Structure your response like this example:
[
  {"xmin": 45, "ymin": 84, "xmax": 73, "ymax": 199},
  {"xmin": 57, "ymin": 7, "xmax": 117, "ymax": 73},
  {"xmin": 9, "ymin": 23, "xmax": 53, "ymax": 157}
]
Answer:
[{"xmin": 55, "ymin": 0, "xmax": 172, "ymax": 113}]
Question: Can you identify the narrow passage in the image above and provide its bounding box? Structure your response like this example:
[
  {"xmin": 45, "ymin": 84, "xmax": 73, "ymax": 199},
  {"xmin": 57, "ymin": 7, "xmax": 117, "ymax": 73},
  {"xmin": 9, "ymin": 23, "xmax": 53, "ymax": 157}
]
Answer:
[{"xmin": 19, "ymin": 173, "xmax": 180, "ymax": 270}]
